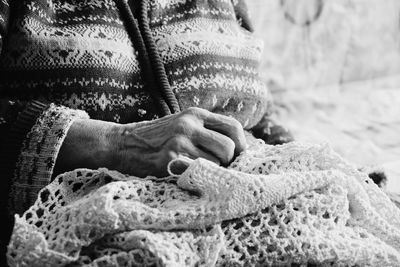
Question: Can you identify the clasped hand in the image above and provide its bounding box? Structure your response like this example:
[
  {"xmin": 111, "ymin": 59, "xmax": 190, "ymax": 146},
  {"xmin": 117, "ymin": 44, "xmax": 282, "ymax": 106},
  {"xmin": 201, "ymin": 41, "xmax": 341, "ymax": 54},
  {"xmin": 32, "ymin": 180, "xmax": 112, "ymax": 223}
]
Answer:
[{"xmin": 55, "ymin": 107, "xmax": 247, "ymax": 177}]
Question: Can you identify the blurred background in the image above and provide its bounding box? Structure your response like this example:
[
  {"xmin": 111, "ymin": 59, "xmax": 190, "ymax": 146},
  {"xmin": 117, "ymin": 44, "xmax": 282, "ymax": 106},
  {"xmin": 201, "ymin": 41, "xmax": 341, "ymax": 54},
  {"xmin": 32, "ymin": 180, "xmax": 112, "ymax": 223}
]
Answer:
[{"xmin": 247, "ymin": 0, "xmax": 400, "ymax": 193}]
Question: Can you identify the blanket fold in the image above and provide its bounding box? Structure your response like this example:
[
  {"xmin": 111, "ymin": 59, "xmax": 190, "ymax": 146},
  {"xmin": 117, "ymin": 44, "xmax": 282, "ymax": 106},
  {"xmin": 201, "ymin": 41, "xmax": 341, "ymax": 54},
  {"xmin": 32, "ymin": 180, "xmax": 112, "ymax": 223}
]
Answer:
[{"xmin": 7, "ymin": 139, "xmax": 400, "ymax": 266}]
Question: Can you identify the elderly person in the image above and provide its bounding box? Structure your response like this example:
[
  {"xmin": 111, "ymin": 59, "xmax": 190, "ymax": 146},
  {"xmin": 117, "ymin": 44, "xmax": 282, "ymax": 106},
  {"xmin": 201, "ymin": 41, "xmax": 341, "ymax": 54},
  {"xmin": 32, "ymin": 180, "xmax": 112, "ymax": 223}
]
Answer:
[{"xmin": 0, "ymin": 0, "xmax": 293, "ymax": 264}]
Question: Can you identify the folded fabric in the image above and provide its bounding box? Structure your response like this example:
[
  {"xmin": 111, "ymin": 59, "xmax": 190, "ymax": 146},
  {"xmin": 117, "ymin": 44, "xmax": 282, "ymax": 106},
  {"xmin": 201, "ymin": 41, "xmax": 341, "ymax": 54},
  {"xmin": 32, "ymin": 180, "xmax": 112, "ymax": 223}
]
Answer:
[{"xmin": 7, "ymin": 139, "xmax": 400, "ymax": 266}]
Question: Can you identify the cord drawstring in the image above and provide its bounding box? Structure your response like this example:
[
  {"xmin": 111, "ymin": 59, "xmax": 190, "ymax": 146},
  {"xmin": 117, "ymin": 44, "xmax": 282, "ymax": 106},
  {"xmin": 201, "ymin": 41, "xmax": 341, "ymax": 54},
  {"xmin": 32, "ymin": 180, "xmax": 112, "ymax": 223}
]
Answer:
[
  {"xmin": 139, "ymin": 0, "xmax": 181, "ymax": 114},
  {"xmin": 114, "ymin": 0, "xmax": 181, "ymax": 116}
]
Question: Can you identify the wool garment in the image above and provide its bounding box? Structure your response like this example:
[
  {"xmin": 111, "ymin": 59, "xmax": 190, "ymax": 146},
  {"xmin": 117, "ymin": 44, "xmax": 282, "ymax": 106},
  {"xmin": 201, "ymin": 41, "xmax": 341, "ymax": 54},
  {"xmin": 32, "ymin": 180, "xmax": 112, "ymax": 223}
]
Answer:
[
  {"xmin": 0, "ymin": 1, "xmax": 274, "ymax": 265},
  {"xmin": 0, "ymin": 0, "xmax": 271, "ymax": 216}
]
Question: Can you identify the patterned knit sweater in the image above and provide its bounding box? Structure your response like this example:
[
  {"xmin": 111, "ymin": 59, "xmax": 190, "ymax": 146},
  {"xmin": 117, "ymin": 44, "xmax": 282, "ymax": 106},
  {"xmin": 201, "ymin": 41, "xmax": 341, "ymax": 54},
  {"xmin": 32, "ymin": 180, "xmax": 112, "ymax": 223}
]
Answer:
[{"xmin": 0, "ymin": 0, "xmax": 273, "ymax": 262}]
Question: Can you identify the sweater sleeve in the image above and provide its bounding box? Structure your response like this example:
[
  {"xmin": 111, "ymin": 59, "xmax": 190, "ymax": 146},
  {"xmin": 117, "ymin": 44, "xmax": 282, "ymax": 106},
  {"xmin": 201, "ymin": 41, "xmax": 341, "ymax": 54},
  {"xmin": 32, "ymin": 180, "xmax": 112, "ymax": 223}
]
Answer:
[
  {"xmin": 0, "ymin": 3, "xmax": 90, "ymax": 261},
  {"xmin": 3, "ymin": 101, "xmax": 90, "ymax": 216},
  {"xmin": 0, "ymin": 100, "xmax": 89, "ymax": 267},
  {"xmin": 0, "ymin": 0, "xmax": 90, "ymax": 218}
]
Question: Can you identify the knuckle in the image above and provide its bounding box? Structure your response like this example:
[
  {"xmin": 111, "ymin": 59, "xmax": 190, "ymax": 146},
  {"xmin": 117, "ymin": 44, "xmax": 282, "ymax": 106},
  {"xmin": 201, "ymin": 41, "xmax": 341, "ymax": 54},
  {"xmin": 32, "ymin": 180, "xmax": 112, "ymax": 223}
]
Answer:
[
  {"xmin": 175, "ymin": 116, "xmax": 194, "ymax": 133},
  {"xmin": 185, "ymin": 107, "xmax": 200, "ymax": 114},
  {"xmin": 169, "ymin": 135, "xmax": 187, "ymax": 148},
  {"xmin": 184, "ymin": 107, "xmax": 207, "ymax": 117},
  {"xmin": 175, "ymin": 115, "xmax": 202, "ymax": 134},
  {"xmin": 228, "ymin": 117, "xmax": 243, "ymax": 130}
]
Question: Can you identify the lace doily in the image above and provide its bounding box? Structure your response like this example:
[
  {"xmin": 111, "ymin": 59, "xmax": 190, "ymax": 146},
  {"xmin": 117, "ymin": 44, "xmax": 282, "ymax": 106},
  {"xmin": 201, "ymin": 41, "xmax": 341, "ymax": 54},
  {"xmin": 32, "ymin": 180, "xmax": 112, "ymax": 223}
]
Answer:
[{"xmin": 7, "ymin": 139, "xmax": 400, "ymax": 266}]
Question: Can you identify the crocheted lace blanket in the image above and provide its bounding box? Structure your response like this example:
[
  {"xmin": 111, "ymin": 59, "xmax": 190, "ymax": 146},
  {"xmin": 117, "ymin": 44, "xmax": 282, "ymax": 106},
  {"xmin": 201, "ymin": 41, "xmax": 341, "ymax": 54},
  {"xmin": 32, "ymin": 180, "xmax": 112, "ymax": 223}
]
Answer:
[{"xmin": 7, "ymin": 139, "xmax": 400, "ymax": 266}]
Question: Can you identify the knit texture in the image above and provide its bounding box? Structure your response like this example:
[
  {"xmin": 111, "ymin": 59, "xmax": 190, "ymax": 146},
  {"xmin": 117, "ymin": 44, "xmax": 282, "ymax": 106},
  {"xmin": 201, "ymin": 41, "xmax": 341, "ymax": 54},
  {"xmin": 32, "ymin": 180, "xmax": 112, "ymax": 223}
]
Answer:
[
  {"xmin": 0, "ymin": 0, "xmax": 270, "ymax": 127},
  {"xmin": 0, "ymin": 100, "xmax": 50, "ymax": 266},
  {"xmin": 7, "ymin": 137, "xmax": 400, "ymax": 266},
  {"xmin": 9, "ymin": 104, "xmax": 89, "ymax": 216},
  {"xmin": 0, "ymin": 0, "xmax": 273, "ymax": 216}
]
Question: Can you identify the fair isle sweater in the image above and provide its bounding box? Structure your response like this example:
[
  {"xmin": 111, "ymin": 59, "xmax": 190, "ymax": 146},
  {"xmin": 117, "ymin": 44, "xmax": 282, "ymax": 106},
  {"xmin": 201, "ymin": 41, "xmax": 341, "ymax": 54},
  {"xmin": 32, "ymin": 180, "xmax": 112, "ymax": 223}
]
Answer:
[{"xmin": 0, "ymin": 0, "xmax": 272, "ymax": 259}]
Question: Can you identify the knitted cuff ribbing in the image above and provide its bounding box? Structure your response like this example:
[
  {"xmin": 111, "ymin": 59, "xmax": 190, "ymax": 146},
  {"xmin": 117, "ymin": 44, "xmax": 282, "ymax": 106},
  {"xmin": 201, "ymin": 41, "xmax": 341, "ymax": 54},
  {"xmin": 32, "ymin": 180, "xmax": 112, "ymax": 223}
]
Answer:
[
  {"xmin": 1, "ymin": 100, "xmax": 50, "ymax": 171},
  {"xmin": 9, "ymin": 104, "xmax": 89, "ymax": 216},
  {"xmin": 0, "ymin": 100, "xmax": 50, "ymax": 264}
]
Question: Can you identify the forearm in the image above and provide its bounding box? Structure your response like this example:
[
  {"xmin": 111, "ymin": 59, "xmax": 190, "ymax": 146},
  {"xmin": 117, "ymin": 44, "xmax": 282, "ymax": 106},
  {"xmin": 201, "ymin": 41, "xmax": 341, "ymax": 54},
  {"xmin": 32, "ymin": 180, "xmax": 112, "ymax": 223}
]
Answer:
[
  {"xmin": 53, "ymin": 119, "xmax": 121, "ymax": 176},
  {"xmin": 53, "ymin": 117, "xmax": 174, "ymax": 178}
]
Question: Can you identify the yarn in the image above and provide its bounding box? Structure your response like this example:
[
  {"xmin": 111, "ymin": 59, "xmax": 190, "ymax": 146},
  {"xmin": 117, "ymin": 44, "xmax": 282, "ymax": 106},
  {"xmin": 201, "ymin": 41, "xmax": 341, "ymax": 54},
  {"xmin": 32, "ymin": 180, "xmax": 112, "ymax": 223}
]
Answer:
[{"xmin": 7, "ymin": 138, "xmax": 400, "ymax": 266}]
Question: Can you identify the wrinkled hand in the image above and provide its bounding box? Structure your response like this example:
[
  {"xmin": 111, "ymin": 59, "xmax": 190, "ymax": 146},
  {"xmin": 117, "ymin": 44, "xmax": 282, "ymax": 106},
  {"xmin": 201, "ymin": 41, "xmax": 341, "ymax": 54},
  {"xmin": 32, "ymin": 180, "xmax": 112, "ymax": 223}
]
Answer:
[
  {"xmin": 115, "ymin": 107, "xmax": 247, "ymax": 177},
  {"xmin": 55, "ymin": 107, "xmax": 247, "ymax": 177}
]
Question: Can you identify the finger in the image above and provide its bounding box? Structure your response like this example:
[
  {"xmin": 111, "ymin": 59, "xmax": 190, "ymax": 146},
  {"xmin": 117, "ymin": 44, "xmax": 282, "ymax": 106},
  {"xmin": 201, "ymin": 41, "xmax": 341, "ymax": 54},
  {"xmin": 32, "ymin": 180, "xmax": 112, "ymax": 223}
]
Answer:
[
  {"xmin": 166, "ymin": 135, "xmax": 220, "ymax": 162},
  {"xmin": 201, "ymin": 111, "xmax": 247, "ymax": 156},
  {"xmin": 168, "ymin": 146, "xmax": 221, "ymax": 176},
  {"xmin": 193, "ymin": 128, "xmax": 235, "ymax": 166},
  {"xmin": 192, "ymin": 147, "xmax": 221, "ymax": 165},
  {"xmin": 175, "ymin": 136, "xmax": 221, "ymax": 165}
]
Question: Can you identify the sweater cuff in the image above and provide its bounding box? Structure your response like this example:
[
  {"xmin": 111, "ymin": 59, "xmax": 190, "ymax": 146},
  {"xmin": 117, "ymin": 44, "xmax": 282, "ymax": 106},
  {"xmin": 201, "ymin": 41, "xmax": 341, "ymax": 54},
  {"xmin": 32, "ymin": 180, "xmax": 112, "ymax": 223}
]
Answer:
[{"xmin": 9, "ymin": 104, "xmax": 89, "ymax": 215}]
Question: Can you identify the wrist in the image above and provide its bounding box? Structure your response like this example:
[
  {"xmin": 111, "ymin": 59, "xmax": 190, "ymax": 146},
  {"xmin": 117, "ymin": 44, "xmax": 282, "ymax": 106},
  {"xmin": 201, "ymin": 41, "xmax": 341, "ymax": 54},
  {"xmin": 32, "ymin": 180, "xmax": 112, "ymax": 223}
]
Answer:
[{"xmin": 54, "ymin": 118, "xmax": 121, "ymax": 175}]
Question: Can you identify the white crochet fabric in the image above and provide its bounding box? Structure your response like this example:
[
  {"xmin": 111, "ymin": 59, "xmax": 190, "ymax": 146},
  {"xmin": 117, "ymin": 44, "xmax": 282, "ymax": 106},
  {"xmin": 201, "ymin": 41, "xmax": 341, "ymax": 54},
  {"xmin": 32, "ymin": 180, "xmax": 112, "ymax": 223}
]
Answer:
[{"xmin": 7, "ymin": 139, "xmax": 400, "ymax": 266}]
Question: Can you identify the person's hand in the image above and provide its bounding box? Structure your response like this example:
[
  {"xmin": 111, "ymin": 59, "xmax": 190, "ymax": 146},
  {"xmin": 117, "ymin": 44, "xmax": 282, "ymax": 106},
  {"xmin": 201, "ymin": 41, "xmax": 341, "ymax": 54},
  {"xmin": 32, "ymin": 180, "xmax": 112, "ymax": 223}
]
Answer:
[
  {"xmin": 251, "ymin": 114, "xmax": 294, "ymax": 145},
  {"xmin": 54, "ymin": 107, "xmax": 247, "ymax": 177}
]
